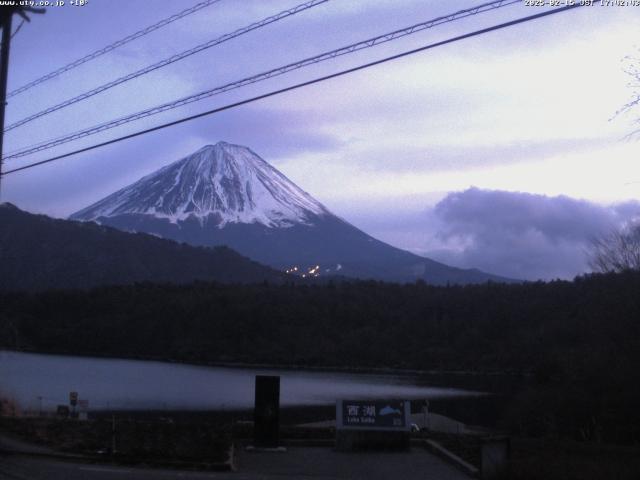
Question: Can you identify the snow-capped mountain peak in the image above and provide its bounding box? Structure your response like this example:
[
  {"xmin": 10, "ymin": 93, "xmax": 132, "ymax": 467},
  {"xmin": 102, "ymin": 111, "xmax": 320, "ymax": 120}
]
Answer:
[{"xmin": 71, "ymin": 141, "xmax": 329, "ymax": 228}]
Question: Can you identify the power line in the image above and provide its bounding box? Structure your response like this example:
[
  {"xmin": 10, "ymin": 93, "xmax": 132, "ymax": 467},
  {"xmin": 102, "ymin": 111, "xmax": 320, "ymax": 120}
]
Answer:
[
  {"xmin": 3, "ymin": 0, "xmax": 330, "ymax": 133},
  {"xmin": 1, "ymin": 4, "xmax": 583, "ymax": 177},
  {"xmin": 6, "ymin": 0, "xmax": 223, "ymax": 99},
  {"xmin": 4, "ymin": 0, "xmax": 521, "ymax": 157}
]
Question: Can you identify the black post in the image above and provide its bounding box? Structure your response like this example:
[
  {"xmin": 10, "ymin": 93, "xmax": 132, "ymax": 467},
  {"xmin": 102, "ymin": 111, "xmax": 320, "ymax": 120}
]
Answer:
[
  {"xmin": 111, "ymin": 414, "xmax": 117, "ymax": 454},
  {"xmin": 0, "ymin": 11, "xmax": 12, "ymax": 197},
  {"xmin": 254, "ymin": 375, "xmax": 280, "ymax": 448}
]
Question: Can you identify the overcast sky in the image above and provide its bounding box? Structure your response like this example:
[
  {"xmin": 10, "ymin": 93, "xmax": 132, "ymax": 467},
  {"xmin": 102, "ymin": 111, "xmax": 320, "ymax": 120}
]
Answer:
[{"xmin": 2, "ymin": 0, "xmax": 639, "ymax": 280}]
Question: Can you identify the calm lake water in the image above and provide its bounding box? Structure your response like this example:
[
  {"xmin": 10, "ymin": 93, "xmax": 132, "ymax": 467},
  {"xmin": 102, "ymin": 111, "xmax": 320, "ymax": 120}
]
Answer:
[{"xmin": 0, "ymin": 351, "xmax": 481, "ymax": 412}]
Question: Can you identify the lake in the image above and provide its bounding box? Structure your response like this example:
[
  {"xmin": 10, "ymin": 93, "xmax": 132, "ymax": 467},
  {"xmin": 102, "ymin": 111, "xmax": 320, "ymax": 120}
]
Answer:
[{"xmin": 0, "ymin": 350, "xmax": 482, "ymax": 412}]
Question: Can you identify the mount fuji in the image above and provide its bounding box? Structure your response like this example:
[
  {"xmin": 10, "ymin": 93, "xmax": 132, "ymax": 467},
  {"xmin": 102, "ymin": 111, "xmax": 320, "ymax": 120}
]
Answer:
[{"xmin": 71, "ymin": 142, "xmax": 511, "ymax": 284}]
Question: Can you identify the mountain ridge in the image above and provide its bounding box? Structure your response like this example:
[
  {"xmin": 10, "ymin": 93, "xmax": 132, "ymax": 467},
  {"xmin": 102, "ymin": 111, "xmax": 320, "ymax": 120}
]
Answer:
[{"xmin": 0, "ymin": 202, "xmax": 287, "ymax": 291}]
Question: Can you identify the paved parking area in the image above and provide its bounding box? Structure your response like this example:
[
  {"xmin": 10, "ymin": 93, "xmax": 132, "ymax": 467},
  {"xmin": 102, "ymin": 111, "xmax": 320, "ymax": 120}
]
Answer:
[
  {"xmin": 236, "ymin": 446, "xmax": 471, "ymax": 479},
  {"xmin": 0, "ymin": 447, "xmax": 471, "ymax": 480}
]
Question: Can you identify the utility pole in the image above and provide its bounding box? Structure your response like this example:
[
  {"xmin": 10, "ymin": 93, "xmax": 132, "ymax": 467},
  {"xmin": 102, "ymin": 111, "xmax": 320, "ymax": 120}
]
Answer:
[
  {"xmin": 0, "ymin": 6, "xmax": 45, "ymax": 197},
  {"xmin": 0, "ymin": 9, "xmax": 13, "ymax": 197}
]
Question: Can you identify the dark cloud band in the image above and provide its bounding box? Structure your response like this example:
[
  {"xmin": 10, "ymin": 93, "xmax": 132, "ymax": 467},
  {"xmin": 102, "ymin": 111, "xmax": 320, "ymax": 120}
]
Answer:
[{"xmin": 426, "ymin": 188, "xmax": 640, "ymax": 280}]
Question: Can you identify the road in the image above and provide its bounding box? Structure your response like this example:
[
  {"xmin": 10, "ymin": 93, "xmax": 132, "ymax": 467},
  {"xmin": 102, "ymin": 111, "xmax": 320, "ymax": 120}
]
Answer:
[
  {"xmin": 0, "ymin": 447, "xmax": 471, "ymax": 480},
  {"xmin": 1, "ymin": 455, "xmax": 225, "ymax": 480}
]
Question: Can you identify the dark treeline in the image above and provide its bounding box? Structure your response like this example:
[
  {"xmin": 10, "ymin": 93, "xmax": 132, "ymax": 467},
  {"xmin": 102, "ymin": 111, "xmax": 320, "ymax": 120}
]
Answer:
[{"xmin": 1, "ymin": 271, "xmax": 639, "ymax": 443}]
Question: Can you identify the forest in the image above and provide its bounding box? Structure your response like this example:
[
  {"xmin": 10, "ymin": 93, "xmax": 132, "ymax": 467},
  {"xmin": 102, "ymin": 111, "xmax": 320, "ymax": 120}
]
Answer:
[{"xmin": 1, "ymin": 270, "xmax": 639, "ymax": 444}]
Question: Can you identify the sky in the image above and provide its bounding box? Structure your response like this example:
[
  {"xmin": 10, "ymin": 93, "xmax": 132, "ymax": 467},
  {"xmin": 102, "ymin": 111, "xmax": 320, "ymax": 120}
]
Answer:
[{"xmin": 1, "ymin": 0, "xmax": 639, "ymax": 281}]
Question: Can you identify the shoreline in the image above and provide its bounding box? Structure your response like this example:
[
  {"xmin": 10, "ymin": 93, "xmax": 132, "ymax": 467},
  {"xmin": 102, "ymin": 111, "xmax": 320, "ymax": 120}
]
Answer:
[{"xmin": 0, "ymin": 347, "xmax": 529, "ymax": 378}]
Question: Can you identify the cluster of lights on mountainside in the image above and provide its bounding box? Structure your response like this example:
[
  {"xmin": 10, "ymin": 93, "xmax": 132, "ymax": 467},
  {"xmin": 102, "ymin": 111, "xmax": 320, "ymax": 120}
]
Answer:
[{"xmin": 285, "ymin": 265, "xmax": 321, "ymax": 278}]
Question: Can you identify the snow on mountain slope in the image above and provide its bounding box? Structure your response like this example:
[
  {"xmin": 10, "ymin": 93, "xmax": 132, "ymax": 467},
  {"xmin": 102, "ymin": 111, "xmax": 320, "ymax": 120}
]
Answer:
[{"xmin": 71, "ymin": 142, "xmax": 329, "ymax": 227}]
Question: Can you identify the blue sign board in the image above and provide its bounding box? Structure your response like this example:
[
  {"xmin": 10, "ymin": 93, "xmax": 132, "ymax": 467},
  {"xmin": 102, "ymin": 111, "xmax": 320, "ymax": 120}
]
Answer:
[{"xmin": 337, "ymin": 399, "xmax": 410, "ymax": 431}]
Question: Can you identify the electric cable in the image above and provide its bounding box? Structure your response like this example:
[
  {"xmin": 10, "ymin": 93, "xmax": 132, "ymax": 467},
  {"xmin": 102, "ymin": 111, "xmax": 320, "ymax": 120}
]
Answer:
[
  {"xmin": 3, "ymin": 0, "xmax": 520, "ymax": 153},
  {"xmin": 6, "ymin": 0, "xmax": 223, "ymax": 99},
  {"xmin": 3, "ymin": 0, "xmax": 329, "ymax": 132},
  {"xmin": 1, "ymin": 4, "xmax": 583, "ymax": 177}
]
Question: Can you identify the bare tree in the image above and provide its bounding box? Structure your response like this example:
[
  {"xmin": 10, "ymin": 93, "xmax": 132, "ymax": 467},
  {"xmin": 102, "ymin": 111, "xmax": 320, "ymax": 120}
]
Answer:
[
  {"xmin": 616, "ymin": 47, "xmax": 640, "ymax": 138},
  {"xmin": 589, "ymin": 223, "xmax": 640, "ymax": 273}
]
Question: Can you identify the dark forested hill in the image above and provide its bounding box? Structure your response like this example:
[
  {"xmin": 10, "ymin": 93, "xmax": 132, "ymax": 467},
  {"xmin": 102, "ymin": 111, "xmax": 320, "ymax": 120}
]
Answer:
[{"xmin": 0, "ymin": 203, "xmax": 286, "ymax": 291}]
